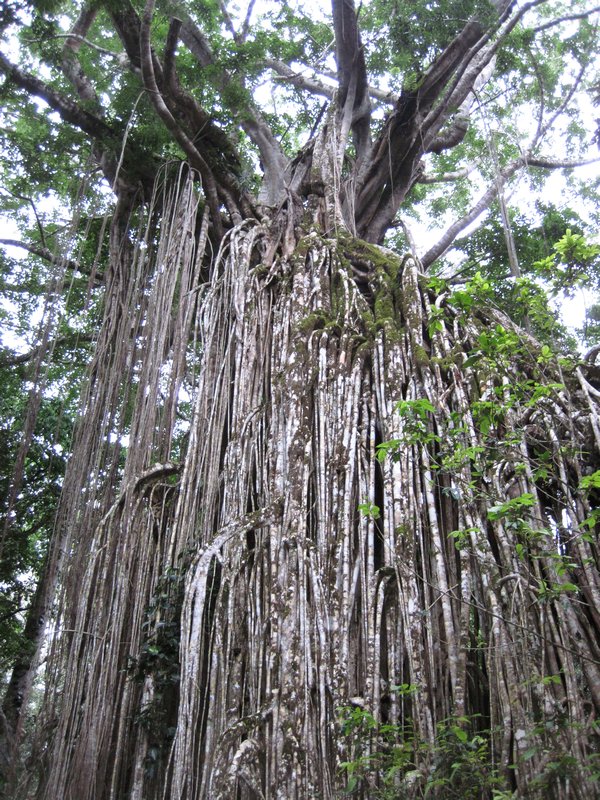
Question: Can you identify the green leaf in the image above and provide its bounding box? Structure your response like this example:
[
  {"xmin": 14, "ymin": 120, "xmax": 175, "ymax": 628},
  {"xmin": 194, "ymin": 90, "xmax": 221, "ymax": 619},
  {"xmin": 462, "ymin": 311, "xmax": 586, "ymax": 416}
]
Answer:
[
  {"xmin": 537, "ymin": 344, "xmax": 553, "ymax": 363},
  {"xmin": 395, "ymin": 398, "xmax": 436, "ymax": 419},
  {"xmin": 558, "ymin": 582, "xmax": 578, "ymax": 593},
  {"xmin": 463, "ymin": 352, "xmax": 482, "ymax": 369},
  {"xmin": 451, "ymin": 726, "xmax": 469, "ymax": 743},
  {"xmin": 487, "ymin": 493, "xmax": 536, "ymax": 521},
  {"xmin": 580, "ymin": 470, "xmax": 600, "ymax": 490},
  {"xmin": 358, "ymin": 501, "xmax": 380, "ymax": 520},
  {"xmin": 376, "ymin": 439, "xmax": 401, "ymax": 462}
]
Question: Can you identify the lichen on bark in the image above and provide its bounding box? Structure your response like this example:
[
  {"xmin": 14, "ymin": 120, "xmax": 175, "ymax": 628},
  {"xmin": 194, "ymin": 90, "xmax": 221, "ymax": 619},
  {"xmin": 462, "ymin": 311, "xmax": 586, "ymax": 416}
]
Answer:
[{"xmin": 24, "ymin": 175, "xmax": 600, "ymax": 798}]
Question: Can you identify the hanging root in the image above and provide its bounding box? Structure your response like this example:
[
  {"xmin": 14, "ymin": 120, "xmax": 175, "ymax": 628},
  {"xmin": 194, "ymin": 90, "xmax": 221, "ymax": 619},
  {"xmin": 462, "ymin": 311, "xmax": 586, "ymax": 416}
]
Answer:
[{"xmin": 31, "ymin": 214, "xmax": 599, "ymax": 800}]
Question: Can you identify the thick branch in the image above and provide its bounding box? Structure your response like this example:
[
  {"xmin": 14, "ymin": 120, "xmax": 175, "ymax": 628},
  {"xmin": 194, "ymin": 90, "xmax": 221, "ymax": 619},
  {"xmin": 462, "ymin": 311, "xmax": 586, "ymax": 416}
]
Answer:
[
  {"xmin": 218, "ymin": 0, "xmax": 238, "ymax": 40},
  {"xmin": 266, "ymin": 58, "xmax": 397, "ymax": 105},
  {"xmin": 526, "ymin": 155, "xmax": 600, "ymax": 169},
  {"xmin": 439, "ymin": 49, "xmax": 497, "ymax": 126},
  {"xmin": 160, "ymin": 20, "xmax": 255, "ymax": 220},
  {"xmin": 332, "ymin": 0, "xmax": 371, "ymax": 159},
  {"xmin": 426, "ymin": 113, "xmax": 470, "ymax": 154},
  {"xmin": 0, "ymin": 53, "xmax": 113, "ymax": 141},
  {"xmin": 163, "ymin": 17, "xmax": 182, "ymax": 89},
  {"xmin": 0, "ymin": 239, "xmax": 94, "ymax": 277},
  {"xmin": 240, "ymin": 0, "xmax": 257, "ymax": 42},
  {"xmin": 265, "ymin": 58, "xmax": 334, "ymax": 100},
  {"xmin": 106, "ymin": 0, "xmax": 144, "ymax": 71},
  {"xmin": 585, "ymin": 344, "xmax": 600, "ymax": 365},
  {"xmin": 62, "ymin": 4, "xmax": 100, "ymax": 105},
  {"xmin": 0, "ymin": 52, "xmax": 148, "ymax": 191},
  {"xmin": 421, "ymin": 152, "xmax": 597, "ymax": 268},
  {"xmin": 421, "ymin": 159, "xmax": 523, "ymax": 268},
  {"xmin": 140, "ymin": 0, "xmax": 223, "ymax": 233},
  {"xmin": 438, "ymin": 1, "xmax": 552, "ymax": 123},
  {"xmin": 352, "ymin": 2, "xmax": 558, "ymax": 243},
  {"xmin": 352, "ymin": 19, "xmax": 490, "ymax": 242},
  {"xmin": 174, "ymin": 11, "xmax": 288, "ymax": 205}
]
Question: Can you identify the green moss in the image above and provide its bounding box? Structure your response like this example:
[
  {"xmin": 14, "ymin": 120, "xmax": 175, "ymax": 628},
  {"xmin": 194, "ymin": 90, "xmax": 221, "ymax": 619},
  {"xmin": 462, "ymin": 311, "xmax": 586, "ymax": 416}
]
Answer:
[
  {"xmin": 335, "ymin": 230, "xmax": 401, "ymax": 276},
  {"xmin": 290, "ymin": 231, "xmax": 411, "ymax": 347},
  {"xmin": 373, "ymin": 288, "xmax": 395, "ymax": 324},
  {"xmin": 297, "ymin": 312, "xmax": 329, "ymax": 334},
  {"xmin": 413, "ymin": 343, "xmax": 431, "ymax": 366},
  {"xmin": 291, "ymin": 236, "xmax": 313, "ymax": 262},
  {"xmin": 431, "ymin": 354, "xmax": 458, "ymax": 370}
]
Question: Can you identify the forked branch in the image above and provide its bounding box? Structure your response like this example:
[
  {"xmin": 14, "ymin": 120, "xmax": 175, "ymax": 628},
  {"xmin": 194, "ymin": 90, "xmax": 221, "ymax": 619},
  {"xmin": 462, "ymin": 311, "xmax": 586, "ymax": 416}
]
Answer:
[
  {"xmin": 421, "ymin": 153, "xmax": 599, "ymax": 268},
  {"xmin": 332, "ymin": 0, "xmax": 371, "ymax": 159}
]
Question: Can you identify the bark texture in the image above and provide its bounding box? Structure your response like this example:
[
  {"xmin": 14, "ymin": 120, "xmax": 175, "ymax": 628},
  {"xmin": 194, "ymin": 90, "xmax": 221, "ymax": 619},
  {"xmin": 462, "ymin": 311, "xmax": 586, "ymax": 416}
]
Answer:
[{"xmin": 18, "ymin": 168, "xmax": 600, "ymax": 800}]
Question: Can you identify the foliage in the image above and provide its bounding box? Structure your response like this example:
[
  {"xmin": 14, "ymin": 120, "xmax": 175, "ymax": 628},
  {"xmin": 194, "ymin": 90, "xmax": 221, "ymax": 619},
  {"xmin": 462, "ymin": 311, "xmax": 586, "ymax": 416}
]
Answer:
[
  {"xmin": 338, "ymin": 701, "xmax": 507, "ymax": 799},
  {"xmin": 0, "ymin": 392, "xmax": 67, "ymax": 676},
  {"xmin": 0, "ymin": 205, "xmax": 99, "ymax": 689},
  {"xmin": 450, "ymin": 205, "xmax": 596, "ymax": 348},
  {"xmin": 338, "ymin": 696, "xmax": 599, "ymax": 799},
  {"xmin": 128, "ymin": 565, "xmax": 185, "ymax": 776},
  {"xmin": 533, "ymin": 229, "xmax": 600, "ymax": 297}
]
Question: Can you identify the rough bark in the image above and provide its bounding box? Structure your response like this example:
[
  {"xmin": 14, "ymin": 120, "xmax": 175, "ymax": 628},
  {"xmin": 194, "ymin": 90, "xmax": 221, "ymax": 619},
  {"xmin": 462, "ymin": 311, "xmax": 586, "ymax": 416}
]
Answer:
[{"xmin": 15, "ymin": 167, "xmax": 599, "ymax": 799}]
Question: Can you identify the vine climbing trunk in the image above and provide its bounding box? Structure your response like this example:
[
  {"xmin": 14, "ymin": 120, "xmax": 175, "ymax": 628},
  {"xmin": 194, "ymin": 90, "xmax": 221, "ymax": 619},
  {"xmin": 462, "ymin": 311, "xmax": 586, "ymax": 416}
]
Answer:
[{"xmin": 22, "ymin": 166, "xmax": 600, "ymax": 800}]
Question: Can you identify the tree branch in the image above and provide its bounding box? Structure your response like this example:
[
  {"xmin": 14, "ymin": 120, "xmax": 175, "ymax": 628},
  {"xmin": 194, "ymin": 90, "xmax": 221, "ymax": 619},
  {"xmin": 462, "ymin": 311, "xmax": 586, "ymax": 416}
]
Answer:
[
  {"xmin": 537, "ymin": 59, "xmax": 588, "ymax": 145},
  {"xmin": 61, "ymin": 4, "xmax": 101, "ymax": 106},
  {"xmin": 584, "ymin": 343, "xmax": 600, "ymax": 365},
  {"xmin": 426, "ymin": 113, "xmax": 470, "ymax": 154},
  {"xmin": 420, "ymin": 2, "xmax": 549, "ymax": 151},
  {"xmin": 0, "ymin": 53, "xmax": 114, "ymax": 141},
  {"xmin": 352, "ymin": 0, "xmax": 563, "ymax": 243},
  {"xmin": 421, "ymin": 158, "xmax": 524, "ymax": 269},
  {"xmin": 217, "ymin": 0, "xmax": 238, "ymax": 40},
  {"xmin": 533, "ymin": 6, "xmax": 600, "ymax": 33},
  {"xmin": 1, "ymin": 191, "xmax": 47, "ymax": 247},
  {"xmin": 353, "ymin": 19, "xmax": 488, "ymax": 242},
  {"xmin": 266, "ymin": 58, "xmax": 397, "ymax": 104},
  {"xmin": 176, "ymin": 9, "xmax": 289, "ymax": 204},
  {"xmin": 0, "ymin": 239, "xmax": 94, "ymax": 278},
  {"xmin": 332, "ymin": 0, "xmax": 371, "ymax": 160},
  {"xmin": 316, "ymin": 64, "xmax": 399, "ymax": 103},
  {"xmin": 421, "ymin": 151, "xmax": 598, "ymax": 269},
  {"xmin": 163, "ymin": 16, "xmax": 182, "ymax": 89},
  {"xmin": 23, "ymin": 33, "xmax": 122, "ymax": 59},
  {"xmin": 106, "ymin": 0, "xmax": 144, "ymax": 72},
  {"xmin": 0, "ymin": 334, "xmax": 94, "ymax": 368},
  {"xmin": 526, "ymin": 154, "xmax": 600, "ymax": 169},
  {"xmin": 265, "ymin": 58, "xmax": 335, "ymax": 100},
  {"xmin": 417, "ymin": 166, "xmax": 473, "ymax": 184},
  {"xmin": 140, "ymin": 0, "xmax": 224, "ymax": 234},
  {"xmin": 241, "ymin": 0, "xmax": 257, "ymax": 42},
  {"xmin": 0, "ymin": 51, "xmax": 147, "ymax": 191}
]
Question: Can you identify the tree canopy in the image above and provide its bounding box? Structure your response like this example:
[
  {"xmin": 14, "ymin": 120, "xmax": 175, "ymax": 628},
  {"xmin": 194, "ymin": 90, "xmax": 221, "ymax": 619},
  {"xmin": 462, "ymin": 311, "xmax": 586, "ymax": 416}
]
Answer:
[{"xmin": 0, "ymin": 0, "xmax": 598, "ymax": 244}]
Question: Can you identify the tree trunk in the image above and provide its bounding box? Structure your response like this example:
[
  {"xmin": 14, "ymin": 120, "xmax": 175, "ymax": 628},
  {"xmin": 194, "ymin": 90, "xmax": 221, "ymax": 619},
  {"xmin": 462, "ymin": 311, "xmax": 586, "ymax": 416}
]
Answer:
[{"xmin": 16, "ymin": 166, "xmax": 600, "ymax": 800}]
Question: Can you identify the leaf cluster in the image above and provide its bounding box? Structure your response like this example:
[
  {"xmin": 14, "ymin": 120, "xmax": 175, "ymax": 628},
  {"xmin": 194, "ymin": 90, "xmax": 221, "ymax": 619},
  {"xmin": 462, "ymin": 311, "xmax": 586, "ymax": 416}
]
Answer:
[{"xmin": 338, "ymin": 705, "xmax": 507, "ymax": 799}]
